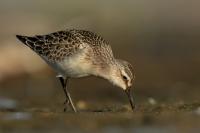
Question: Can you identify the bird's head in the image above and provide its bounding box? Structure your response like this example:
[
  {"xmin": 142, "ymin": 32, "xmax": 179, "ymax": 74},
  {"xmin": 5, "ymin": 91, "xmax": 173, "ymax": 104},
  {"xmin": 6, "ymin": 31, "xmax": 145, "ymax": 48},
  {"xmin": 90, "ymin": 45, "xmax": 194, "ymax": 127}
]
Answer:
[
  {"xmin": 105, "ymin": 59, "xmax": 135, "ymax": 110},
  {"xmin": 108, "ymin": 59, "xmax": 134, "ymax": 90}
]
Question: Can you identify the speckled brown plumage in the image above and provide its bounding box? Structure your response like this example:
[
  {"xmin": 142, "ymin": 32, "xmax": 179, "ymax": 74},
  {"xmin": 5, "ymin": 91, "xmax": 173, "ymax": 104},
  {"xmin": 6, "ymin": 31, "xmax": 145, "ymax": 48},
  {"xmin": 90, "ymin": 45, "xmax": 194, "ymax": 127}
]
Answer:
[{"xmin": 16, "ymin": 29, "xmax": 113, "ymax": 63}]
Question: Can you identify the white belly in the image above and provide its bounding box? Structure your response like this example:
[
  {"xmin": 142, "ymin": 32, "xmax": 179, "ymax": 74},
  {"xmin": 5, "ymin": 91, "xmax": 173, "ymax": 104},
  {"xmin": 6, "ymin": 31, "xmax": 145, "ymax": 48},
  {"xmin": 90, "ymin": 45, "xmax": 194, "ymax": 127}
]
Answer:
[
  {"xmin": 61, "ymin": 56, "xmax": 91, "ymax": 77},
  {"xmin": 42, "ymin": 53, "xmax": 92, "ymax": 78}
]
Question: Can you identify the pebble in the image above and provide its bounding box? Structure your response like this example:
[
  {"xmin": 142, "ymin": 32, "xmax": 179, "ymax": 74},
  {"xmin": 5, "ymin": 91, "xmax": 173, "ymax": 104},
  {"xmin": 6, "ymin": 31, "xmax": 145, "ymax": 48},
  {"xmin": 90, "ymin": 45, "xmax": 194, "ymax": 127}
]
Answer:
[
  {"xmin": 148, "ymin": 97, "xmax": 157, "ymax": 105},
  {"xmin": 0, "ymin": 97, "xmax": 17, "ymax": 110}
]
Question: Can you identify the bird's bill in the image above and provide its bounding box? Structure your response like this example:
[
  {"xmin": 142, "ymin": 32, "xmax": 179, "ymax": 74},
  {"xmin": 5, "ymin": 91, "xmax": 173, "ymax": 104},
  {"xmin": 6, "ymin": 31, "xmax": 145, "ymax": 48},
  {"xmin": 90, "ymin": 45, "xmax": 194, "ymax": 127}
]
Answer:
[{"xmin": 125, "ymin": 88, "xmax": 135, "ymax": 111}]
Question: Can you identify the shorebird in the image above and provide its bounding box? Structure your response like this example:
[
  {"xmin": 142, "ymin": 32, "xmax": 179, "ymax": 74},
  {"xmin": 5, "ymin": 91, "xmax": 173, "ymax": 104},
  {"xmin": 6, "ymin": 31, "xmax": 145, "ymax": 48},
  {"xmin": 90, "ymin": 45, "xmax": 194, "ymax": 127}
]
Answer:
[{"xmin": 16, "ymin": 29, "xmax": 135, "ymax": 112}]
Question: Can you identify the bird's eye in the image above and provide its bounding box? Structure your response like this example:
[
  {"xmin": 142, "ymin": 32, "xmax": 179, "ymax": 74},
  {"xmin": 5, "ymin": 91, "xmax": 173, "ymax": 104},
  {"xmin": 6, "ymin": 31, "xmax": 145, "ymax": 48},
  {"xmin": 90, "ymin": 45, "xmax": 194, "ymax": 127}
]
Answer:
[{"xmin": 122, "ymin": 75, "xmax": 128, "ymax": 80}]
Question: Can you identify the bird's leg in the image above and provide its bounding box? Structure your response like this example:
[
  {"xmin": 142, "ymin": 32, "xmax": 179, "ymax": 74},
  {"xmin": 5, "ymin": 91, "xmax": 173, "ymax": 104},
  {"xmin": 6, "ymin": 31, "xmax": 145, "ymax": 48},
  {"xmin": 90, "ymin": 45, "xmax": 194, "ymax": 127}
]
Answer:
[
  {"xmin": 58, "ymin": 77, "xmax": 69, "ymax": 106},
  {"xmin": 63, "ymin": 78, "xmax": 77, "ymax": 112},
  {"xmin": 58, "ymin": 77, "xmax": 77, "ymax": 112}
]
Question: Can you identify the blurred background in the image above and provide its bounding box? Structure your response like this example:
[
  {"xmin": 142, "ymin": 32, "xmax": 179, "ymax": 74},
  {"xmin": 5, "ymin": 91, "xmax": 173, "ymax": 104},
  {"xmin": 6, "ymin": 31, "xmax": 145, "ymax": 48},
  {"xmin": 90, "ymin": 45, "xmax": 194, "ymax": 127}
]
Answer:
[{"xmin": 0, "ymin": 0, "xmax": 200, "ymax": 132}]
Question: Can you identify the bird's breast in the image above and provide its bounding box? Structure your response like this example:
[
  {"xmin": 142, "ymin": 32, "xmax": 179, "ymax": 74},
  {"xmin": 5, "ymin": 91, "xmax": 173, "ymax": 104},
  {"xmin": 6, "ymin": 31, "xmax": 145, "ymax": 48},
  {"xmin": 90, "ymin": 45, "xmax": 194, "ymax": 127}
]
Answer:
[{"xmin": 58, "ymin": 52, "xmax": 93, "ymax": 78}]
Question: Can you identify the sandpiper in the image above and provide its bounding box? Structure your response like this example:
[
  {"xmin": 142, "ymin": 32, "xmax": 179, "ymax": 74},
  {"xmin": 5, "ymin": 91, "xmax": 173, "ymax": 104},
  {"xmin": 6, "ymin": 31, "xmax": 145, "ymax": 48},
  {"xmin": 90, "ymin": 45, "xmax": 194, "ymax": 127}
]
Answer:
[{"xmin": 16, "ymin": 29, "xmax": 135, "ymax": 112}]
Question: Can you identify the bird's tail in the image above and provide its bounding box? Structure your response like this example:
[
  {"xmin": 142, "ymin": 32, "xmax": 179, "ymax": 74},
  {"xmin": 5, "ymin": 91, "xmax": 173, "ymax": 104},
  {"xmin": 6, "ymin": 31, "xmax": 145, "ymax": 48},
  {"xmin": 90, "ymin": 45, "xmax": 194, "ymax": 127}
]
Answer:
[{"xmin": 16, "ymin": 35, "xmax": 38, "ymax": 49}]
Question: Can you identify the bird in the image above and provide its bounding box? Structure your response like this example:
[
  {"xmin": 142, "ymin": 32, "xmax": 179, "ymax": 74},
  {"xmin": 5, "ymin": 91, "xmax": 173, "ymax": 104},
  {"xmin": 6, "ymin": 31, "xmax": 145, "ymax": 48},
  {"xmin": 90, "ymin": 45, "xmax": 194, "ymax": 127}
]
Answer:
[{"xmin": 16, "ymin": 29, "xmax": 135, "ymax": 112}]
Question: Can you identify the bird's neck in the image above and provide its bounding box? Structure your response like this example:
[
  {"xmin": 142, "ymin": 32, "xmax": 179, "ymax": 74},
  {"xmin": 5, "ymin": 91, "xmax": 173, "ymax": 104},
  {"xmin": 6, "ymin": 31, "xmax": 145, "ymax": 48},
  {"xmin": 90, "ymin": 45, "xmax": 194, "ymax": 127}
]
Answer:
[{"xmin": 92, "ymin": 62, "xmax": 116, "ymax": 82}]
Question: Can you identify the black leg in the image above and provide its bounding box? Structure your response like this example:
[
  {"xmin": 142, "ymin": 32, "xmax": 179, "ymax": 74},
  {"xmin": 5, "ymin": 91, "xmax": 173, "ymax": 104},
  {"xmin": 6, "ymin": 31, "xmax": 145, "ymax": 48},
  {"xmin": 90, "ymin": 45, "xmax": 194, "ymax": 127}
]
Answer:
[
  {"xmin": 58, "ymin": 77, "xmax": 69, "ymax": 111},
  {"xmin": 58, "ymin": 77, "xmax": 77, "ymax": 112}
]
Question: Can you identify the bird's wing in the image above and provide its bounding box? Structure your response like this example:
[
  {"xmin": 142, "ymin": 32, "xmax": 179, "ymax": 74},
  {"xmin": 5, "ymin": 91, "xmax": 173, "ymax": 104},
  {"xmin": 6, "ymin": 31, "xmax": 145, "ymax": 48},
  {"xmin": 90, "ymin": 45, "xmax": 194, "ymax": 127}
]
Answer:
[
  {"xmin": 72, "ymin": 30, "xmax": 114, "ymax": 61},
  {"xmin": 16, "ymin": 30, "xmax": 87, "ymax": 62}
]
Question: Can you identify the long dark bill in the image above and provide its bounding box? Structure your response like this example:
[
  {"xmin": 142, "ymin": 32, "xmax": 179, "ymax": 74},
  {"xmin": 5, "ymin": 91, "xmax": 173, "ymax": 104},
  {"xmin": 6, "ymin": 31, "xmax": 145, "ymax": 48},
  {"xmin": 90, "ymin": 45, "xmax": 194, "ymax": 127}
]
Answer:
[{"xmin": 125, "ymin": 88, "xmax": 135, "ymax": 111}]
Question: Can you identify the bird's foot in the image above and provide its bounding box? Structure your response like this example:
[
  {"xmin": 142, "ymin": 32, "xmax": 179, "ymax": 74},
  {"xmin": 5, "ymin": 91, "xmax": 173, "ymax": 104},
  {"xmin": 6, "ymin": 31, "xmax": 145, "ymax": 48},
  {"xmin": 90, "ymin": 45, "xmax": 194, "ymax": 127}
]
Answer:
[{"xmin": 63, "ymin": 99, "xmax": 70, "ymax": 112}]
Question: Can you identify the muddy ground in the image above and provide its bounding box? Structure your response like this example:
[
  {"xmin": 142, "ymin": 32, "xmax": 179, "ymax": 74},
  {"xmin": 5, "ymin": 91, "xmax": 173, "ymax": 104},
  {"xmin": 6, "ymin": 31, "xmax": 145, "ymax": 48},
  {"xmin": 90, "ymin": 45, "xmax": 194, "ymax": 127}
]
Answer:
[
  {"xmin": 0, "ymin": 76, "xmax": 200, "ymax": 133},
  {"xmin": 0, "ymin": 102, "xmax": 200, "ymax": 133}
]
